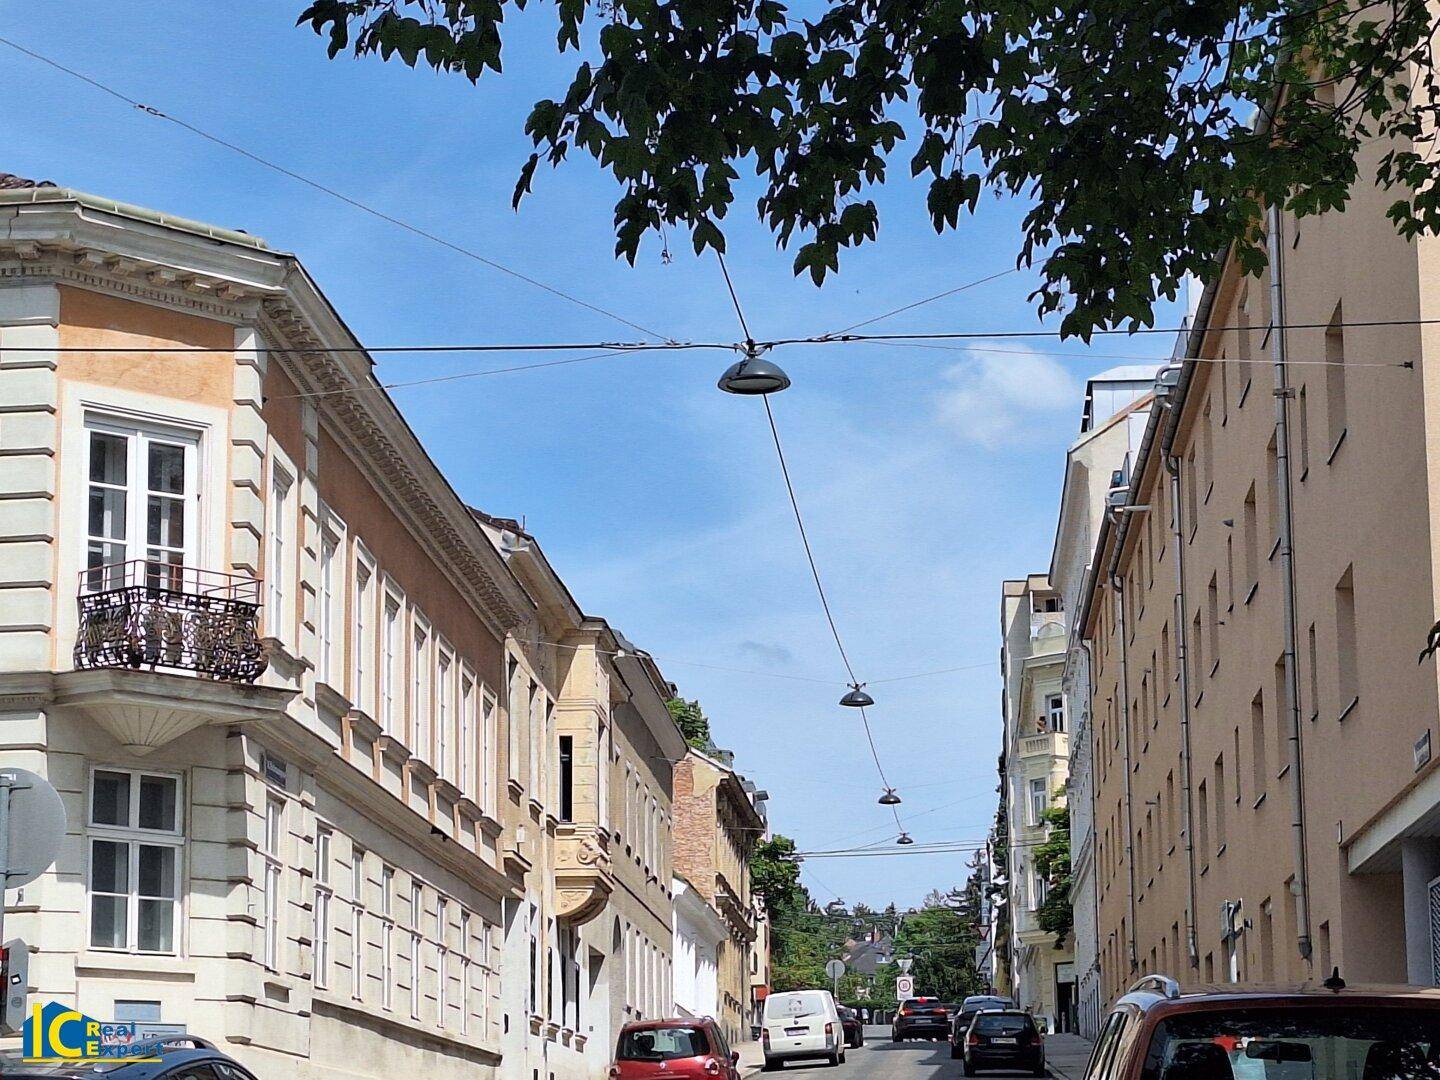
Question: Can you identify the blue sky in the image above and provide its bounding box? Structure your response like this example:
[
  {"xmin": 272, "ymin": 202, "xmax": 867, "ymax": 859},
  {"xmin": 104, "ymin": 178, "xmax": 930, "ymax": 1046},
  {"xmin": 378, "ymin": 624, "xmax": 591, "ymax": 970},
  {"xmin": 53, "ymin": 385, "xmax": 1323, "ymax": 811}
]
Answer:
[{"xmin": 5, "ymin": 2, "xmax": 1182, "ymax": 908}]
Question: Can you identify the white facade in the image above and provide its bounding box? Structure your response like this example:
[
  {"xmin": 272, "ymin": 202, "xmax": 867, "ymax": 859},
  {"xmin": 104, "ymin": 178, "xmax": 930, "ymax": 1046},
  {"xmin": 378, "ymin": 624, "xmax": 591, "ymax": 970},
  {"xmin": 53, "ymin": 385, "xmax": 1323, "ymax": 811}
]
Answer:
[
  {"xmin": 1049, "ymin": 368, "xmax": 1156, "ymax": 1037},
  {"xmin": 672, "ymin": 876, "xmax": 726, "ymax": 1020}
]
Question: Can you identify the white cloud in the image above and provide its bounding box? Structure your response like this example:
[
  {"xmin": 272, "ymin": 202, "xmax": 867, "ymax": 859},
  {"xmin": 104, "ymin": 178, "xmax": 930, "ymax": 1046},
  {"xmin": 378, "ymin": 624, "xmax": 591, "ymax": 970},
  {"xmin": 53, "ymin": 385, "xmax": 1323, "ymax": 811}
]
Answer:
[{"xmin": 935, "ymin": 344, "xmax": 1080, "ymax": 447}]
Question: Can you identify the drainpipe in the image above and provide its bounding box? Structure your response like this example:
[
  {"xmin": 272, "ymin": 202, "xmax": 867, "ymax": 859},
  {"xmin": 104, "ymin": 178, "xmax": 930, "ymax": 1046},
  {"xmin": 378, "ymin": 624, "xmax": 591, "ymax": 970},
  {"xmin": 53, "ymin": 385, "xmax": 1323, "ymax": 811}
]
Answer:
[
  {"xmin": 1165, "ymin": 455, "xmax": 1202, "ymax": 970},
  {"xmin": 1267, "ymin": 202, "xmax": 1314, "ymax": 965},
  {"xmin": 1079, "ymin": 640, "xmax": 1104, "ymax": 1011},
  {"xmin": 1110, "ymin": 572, "xmax": 1141, "ymax": 974}
]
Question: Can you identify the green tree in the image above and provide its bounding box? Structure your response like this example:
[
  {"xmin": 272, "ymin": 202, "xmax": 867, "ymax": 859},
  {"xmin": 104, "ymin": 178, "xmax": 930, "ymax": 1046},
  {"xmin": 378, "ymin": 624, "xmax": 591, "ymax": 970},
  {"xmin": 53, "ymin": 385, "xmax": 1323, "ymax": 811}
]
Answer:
[
  {"xmin": 298, "ymin": 0, "xmax": 1438, "ymax": 338},
  {"xmin": 666, "ymin": 697, "xmax": 711, "ymax": 751},
  {"xmin": 751, "ymin": 834, "xmax": 804, "ymax": 919},
  {"xmin": 1032, "ymin": 794, "xmax": 1073, "ymax": 949}
]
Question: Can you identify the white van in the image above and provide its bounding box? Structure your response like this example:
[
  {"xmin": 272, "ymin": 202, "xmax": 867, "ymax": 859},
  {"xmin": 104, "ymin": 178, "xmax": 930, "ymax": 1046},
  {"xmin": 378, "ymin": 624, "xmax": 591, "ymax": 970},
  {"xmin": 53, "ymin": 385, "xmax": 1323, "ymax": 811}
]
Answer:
[{"xmin": 761, "ymin": 988, "xmax": 845, "ymax": 1070}]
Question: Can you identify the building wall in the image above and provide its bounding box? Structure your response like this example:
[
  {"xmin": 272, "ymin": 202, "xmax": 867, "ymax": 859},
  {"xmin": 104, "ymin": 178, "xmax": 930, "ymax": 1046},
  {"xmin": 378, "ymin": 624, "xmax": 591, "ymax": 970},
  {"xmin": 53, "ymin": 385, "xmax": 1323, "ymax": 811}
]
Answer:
[{"xmin": 1080, "ymin": 131, "xmax": 1440, "ymax": 1002}]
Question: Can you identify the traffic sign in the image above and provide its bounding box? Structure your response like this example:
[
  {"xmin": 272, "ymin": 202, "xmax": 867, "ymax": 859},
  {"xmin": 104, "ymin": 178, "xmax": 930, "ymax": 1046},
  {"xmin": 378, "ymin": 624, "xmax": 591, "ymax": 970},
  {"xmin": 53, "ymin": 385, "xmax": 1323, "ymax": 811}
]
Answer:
[
  {"xmin": 825, "ymin": 959, "xmax": 846, "ymax": 980},
  {"xmin": 895, "ymin": 975, "xmax": 915, "ymax": 999},
  {"xmin": 0, "ymin": 769, "xmax": 64, "ymax": 891}
]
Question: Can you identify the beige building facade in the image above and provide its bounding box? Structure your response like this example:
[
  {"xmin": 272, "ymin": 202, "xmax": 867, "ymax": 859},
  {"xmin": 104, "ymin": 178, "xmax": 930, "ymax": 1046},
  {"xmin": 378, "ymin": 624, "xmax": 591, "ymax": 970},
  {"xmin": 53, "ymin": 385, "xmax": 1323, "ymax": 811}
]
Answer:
[
  {"xmin": 999, "ymin": 575, "xmax": 1075, "ymax": 1031},
  {"xmin": 671, "ymin": 749, "xmax": 763, "ymax": 1046},
  {"xmin": 0, "ymin": 175, "xmax": 682, "ymax": 1079},
  {"xmin": 1075, "ymin": 127, "xmax": 1440, "ymax": 1002}
]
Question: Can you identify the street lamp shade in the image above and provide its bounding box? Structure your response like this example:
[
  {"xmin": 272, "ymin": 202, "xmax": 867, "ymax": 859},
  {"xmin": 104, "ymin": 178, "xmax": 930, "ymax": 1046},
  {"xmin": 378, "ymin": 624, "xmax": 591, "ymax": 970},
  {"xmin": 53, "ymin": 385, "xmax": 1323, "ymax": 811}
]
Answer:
[
  {"xmin": 896, "ymin": 832, "xmax": 915, "ymax": 846},
  {"xmin": 878, "ymin": 788, "xmax": 902, "ymax": 806},
  {"xmin": 717, "ymin": 355, "xmax": 791, "ymax": 395},
  {"xmin": 840, "ymin": 684, "xmax": 874, "ymax": 708}
]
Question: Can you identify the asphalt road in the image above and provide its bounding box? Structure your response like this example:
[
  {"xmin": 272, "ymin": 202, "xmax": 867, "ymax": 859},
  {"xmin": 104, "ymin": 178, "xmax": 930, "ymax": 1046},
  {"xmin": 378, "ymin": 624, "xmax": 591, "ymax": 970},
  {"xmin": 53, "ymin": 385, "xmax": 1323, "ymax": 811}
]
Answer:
[{"xmin": 762, "ymin": 1028, "xmax": 1052, "ymax": 1079}]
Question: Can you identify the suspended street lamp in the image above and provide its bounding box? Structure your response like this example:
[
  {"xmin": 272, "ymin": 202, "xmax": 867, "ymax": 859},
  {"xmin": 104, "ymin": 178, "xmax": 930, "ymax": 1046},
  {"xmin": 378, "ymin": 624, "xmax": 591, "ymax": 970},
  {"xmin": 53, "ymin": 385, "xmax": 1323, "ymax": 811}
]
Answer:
[
  {"xmin": 878, "ymin": 788, "xmax": 902, "ymax": 806},
  {"xmin": 717, "ymin": 351, "xmax": 791, "ymax": 395},
  {"xmin": 896, "ymin": 832, "xmax": 915, "ymax": 846},
  {"xmin": 840, "ymin": 683, "xmax": 874, "ymax": 708}
]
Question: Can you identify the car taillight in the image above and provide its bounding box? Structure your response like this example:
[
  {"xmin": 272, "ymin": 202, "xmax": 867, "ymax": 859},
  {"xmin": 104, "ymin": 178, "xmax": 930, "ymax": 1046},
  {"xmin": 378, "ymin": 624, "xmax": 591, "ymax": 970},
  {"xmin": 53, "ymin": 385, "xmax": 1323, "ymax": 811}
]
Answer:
[
  {"xmin": 762, "ymin": 1028, "xmax": 770, "ymax": 1043},
  {"xmin": 968, "ymin": 1034, "xmax": 980, "ymax": 1047},
  {"xmin": 825, "ymin": 1023, "xmax": 834, "ymax": 1036},
  {"xmin": 932, "ymin": 1008, "xmax": 946, "ymax": 1015},
  {"xmin": 899, "ymin": 1008, "xmax": 912, "ymax": 1016},
  {"xmin": 608, "ymin": 1067, "xmax": 621, "ymax": 1080},
  {"xmin": 703, "ymin": 1058, "xmax": 723, "ymax": 1076}
]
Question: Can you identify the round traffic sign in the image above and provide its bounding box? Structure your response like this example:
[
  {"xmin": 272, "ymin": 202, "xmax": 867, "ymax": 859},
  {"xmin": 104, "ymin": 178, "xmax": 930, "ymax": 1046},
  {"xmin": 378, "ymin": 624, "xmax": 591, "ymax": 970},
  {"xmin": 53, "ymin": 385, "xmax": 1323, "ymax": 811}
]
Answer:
[
  {"xmin": 825, "ymin": 959, "xmax": 846, "ymax": 981},
  {"xmin": 895, "ymin": 975, "xmax": 915, "ymax": 999},
  {"xmin": 0, "ymin": 768, "xmax": 66, "ymax": 889}
]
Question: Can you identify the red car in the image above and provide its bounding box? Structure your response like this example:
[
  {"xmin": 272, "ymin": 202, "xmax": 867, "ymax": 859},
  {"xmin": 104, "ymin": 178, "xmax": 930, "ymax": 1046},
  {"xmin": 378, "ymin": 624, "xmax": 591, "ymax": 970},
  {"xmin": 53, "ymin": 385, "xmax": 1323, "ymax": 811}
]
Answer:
[{"xmin": 609, "ymin": 1017, "xmax": 742, "ymax": 1080}]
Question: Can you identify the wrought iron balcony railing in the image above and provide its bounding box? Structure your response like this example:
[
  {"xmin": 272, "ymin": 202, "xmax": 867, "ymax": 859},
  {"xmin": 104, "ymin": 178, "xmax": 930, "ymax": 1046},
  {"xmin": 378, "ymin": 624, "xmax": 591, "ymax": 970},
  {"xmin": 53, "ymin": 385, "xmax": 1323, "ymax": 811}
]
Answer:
[{"xmin": 75, "ymin": 561, "xmax": 268, "ymax": 683}]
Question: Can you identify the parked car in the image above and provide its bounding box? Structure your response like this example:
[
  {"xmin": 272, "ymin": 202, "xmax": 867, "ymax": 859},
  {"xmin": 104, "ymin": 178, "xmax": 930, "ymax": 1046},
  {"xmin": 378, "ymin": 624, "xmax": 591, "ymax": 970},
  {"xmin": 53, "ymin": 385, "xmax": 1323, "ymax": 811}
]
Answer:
[
  {"xmin": 891, "ymin": 996, "xmax": 952, "ymax": 1041},
  {"xmin": 609, "ymin": 1017, "xmax": 741, "ymax": 1080},
  {"xmin": 762, "ymin": 988, "xmax": 846, "ymax": 1069},
  {"xmin": 950, "ymin": 995, "xmax": 1018, "ymax": 1055},
  {"xmin": 837, "ymin": 1005, "xmax": 865, "ymax": 1048},
  {"xmin": 0, "ymin": 1035, "xmax": 258, "ymax": 1079},
  {"xmin": 957, "ymin": 1009, "xmax": 1045, "ymax": 1077},
  {"xmin": 1084, "ymin": 973, "xmax": 1440, "ymax": 1079}
]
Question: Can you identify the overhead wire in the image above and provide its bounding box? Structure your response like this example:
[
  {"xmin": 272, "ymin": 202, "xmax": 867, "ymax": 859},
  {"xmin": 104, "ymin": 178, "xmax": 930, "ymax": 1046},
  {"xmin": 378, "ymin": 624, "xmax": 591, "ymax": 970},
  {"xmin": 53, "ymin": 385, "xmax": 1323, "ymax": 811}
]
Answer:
[{"xmin": 0, "ymin": 34, "xmax": 675, "ymax": 343}]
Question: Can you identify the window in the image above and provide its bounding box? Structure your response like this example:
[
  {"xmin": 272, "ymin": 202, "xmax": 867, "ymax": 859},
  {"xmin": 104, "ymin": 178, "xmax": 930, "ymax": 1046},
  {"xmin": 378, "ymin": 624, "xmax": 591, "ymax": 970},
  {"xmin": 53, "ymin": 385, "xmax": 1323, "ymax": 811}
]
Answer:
[
  {"xmin": 353, "ymin": 555, "xmax": 375, "ymax": 713},
  {"xmin": 1242, "ymin": 484, "xmax": 1258, "ymax": 596},
  {"xmin": 1031, "ymin": 867, "xmax": 1048, "ymax": 910},
  {"xmin": 380, "ymin": 865, "xmax": 395, "ymax": 1011},
  {"xmin": 1251, "ymin": 691, "xmax": 1267, "ymax": 802},
  {"xmin": 352, "ymin": 847, "xmax": 367, "ymax": 1000},
  {"xmin": 527, "ymin": 682, "xmax": 543, "ymax": 799},
  {"xmin": 1298, "ymin": 386, "xmax": 1311, "ymax": 475},
  {"xmin": 559, "ymin": 736, "xmax": 574, "ymax": 822},
  {"xmin": 436, "ymin": 648, "xmax": 453, "ymax": 779},
  {"xmin": 267, "ymin": 465, "xmax": 293, "ymax": 643},
  {"xmin": 1336, "ymin": 565, "xmax": 1358, "ymax": 712},
  {"xmin": 507, "ymin": 656, "xmax": 523, "ymax": 784},
  {"xmin": 436, "ymin": 896, "xmax": 450, "ymax": 1027},
  {"xmin": 1207, "ymin": 574, "xmax": 1220, "ymax": 668},
  {"xmin": 314, "ymin": 826, "xmax": 333, "ymax": 989},
  {"xmin": 1028, "ymin": 777, "xmax": 1047, "ymax": 827},
  {"xmin": 1326, "ymin": 301, "xmax": 1347, "ymax": 450},
  {"xmin": 460, "ymin": 671, "xmax": 477, "ymax": 800},
  {"xmin": 317, "ymin": 522, "xmax": 342, "ymax": 687},
  {"xmin": 1308, "ymin": 623, "xmax": 1319, "ymax": 720},
  {"xmin": 482, "ymin": 689, "xmax": 497, "ymax": 814},
  {"xmin": 262, "ymin": 797, "xmax": 284, "ymax": 971},
  {"xmin": 409, "ymin": 882, "xmax": 424, "ymax": 1020},
  {"xmin": 460, "ymin": 911, "xmax": 472, "ymax": 1035},
  {"xmin": 1197, "ymin": 780, "xmax": 1210, "ymax": 865},
  {"xmin": 1265, "ymin": 436, "xmax": 1281, "ymax": 547},
  {"xmin": 413, "ymin": 620, "xmax": 432, "ymax": 760},
  {"xmin": 380, "ymin": 593, "xmax": 401, "ymax": 733},
  {"xmin": 84, "ymin": 418, "xmax": 198, "ymax": 593},
  {"xmin": 1045, "ymin": 694, "xmax": 1065, "ymax": 732},
  {"xmin": 1213, "ymin": 756, "xmax": 1227, "ymax": 848},
  {"xmin": 87, "ymin": 769, "xmax": 182, "ymax": 954}
]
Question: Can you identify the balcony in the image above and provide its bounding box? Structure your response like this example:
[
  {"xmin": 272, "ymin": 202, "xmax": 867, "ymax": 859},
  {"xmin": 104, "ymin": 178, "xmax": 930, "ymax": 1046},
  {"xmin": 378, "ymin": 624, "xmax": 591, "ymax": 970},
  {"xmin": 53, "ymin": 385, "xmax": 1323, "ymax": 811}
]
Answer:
[
  {"xmin": 554, "ymin": 823, "xmax": 614, "ymax": 925},
  {"xmin": 75, "ymin": 561, "xmax": 267, "ymax": 683},
  {"xmin": 1019, "ymin": 730, "xmax": 1068, "ymax": 758}
]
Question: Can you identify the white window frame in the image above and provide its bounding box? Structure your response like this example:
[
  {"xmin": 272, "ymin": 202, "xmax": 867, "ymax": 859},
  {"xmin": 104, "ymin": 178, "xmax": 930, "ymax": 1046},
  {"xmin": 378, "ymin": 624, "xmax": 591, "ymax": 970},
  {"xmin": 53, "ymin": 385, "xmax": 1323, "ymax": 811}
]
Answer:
[
  {"xmin": 1028, "ymin": 777, "xmax": 1048, "ymax": 827},
  {"xmin": 436, "ymin": 643, "xmax": 454, "ymax": 780},
  {"xmin": 317, "ymin": 511, "xmax": 346, "ymax": 688},
  {"xmin": 507, "ymin": 655, "xmax": 523, "ymax": 784},
  {"xmin": 409, "ymin": 881, "xmax": 424, "ymax": 1020},
  {"xmin": 1046, "ymin": 693, "xmax": 1066, "ymax": 732},
  {"xmin": 481, "ymin": 687, "xmax": 498, "ymax": 815},
  {"xmin": 351, "ymin": 846, "xmax": 367, "ymax": 1000},
  {"xmin": 380, "ymin": 865, "xmax": 396, "ymax": 1011},
  {"xmin": 527, "ymin": 682, "xmax": 543, "ymax": 800},
  {"xmin": 436, "ymin": 895, "xmax": 450, "ymax": 1027},
  {"xmin": 314, "ymin": 824, "xmax": 333, "ymax": 989},
  {"xmin": 459, "ymin": 667, "xmax": 477, "ymax": 800},
  {"xmin": 82, "ymin": 415, "xmax": 200, "ymax": 591},
  {"xmin": 352, "ymin": 546, "xmax": 376, "ymax": 714},
  {"xmin": 86, "ymin": 767, "xmax": 185, "ymax": 956},
  {"xmin": 266, "ymin": 459, "xmax": 295, "ymax": 646},
  {"xmin": 412, "ymin": 615, "xmax": 432, "ymax": 762},
  {"xmin": 262, "ymin": 796, "xmax": 285, "ymax": 972},
  {"xmin": 380, "ymin": 583, "xmax": 403, "ymax": 734},
  {"xmin": 460, "ymin": 910, "xmax": 472, "ymax": 1035}
]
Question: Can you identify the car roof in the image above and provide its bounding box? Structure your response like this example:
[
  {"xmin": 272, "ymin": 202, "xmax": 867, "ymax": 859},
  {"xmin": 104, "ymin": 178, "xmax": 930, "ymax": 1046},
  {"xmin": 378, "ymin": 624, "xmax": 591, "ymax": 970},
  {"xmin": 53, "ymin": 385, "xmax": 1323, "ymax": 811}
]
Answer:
[
  {"xmin": 1116, "ymin": 976, "xmax": 1440, "ymax": 1016},
  {"xmin": 621, "ymin": 1017, "xmax": 718, "ymax": 1031},
  {"xmin": 0, "ymin": 1047, "xmax": 231, "ymax": 1078}
]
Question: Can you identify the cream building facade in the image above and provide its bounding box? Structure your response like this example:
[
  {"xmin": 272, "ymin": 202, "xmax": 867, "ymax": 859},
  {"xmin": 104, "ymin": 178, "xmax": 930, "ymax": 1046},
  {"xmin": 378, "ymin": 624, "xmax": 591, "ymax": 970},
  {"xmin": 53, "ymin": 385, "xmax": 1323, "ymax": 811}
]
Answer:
[
  {"xmin": 0, "ymin": 175, "xmax": 682, "ymax": 1079},
  {"xmin": 999, "ymin": 575, "xmax": 1074, "ymax": 1031},
  {"xmin": 1074, "ymin": 114, "xmax": 1440, "ymax": 1000}
]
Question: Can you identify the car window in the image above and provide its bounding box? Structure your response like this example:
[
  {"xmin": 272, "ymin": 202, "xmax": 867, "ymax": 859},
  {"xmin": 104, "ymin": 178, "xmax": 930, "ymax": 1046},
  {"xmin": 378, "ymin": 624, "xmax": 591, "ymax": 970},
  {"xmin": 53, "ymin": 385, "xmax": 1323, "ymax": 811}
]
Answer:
[
  {"xmin": 766, "ymin": 991, "xmax": 829, "ymax": 1019},
  {"xmin": 618, "ymin": 1027, "xmax": 711, "ymax": 1060},
  {"xmin": 212, "ymin": 1065, "xmax": 258, "ymax": 1080},
  {"xmin": 162, "ymin": 1067, "xmax": 221, "ymax": 1080},
  {"xmin": 977, "ymin": 1015, "xmax": 1033, "ymax": 1035},
  {"xmin": 1087, "ymin": 1010, "xmax": 1133, "ymax": 1080}
]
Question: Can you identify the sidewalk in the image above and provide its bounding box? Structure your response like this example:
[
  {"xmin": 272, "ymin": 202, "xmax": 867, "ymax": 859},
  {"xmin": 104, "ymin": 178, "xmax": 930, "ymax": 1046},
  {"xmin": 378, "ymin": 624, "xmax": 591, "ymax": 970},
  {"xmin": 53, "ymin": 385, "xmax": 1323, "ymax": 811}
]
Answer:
[
  {"xmin": 1046, "ymin": 1032, "xmax": 1095, "ymax": 1079},
  {"xmin": 735, "ymin": 1039, "xmax": 765, "ymax": 1076}
]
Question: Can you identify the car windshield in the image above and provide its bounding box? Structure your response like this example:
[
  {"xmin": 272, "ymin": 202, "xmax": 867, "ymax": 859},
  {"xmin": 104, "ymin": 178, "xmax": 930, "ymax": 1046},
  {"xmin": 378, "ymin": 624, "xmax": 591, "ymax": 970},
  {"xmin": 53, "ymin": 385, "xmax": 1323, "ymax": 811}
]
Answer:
[
  {"xmin": 1143, "ymin": 1007, "xmax": 1440, "ymax": 1079},
  {"xmin": 618, "ymin": 1027, "xmax": 711, "ymax": 1061},
  {"xmin": 766, "ymin": 991, "xmax": 828, "ymax": 1020},
  {"xmin": 976, "ymin": 1015, "xmax": 1032, "ymax": 1035}
]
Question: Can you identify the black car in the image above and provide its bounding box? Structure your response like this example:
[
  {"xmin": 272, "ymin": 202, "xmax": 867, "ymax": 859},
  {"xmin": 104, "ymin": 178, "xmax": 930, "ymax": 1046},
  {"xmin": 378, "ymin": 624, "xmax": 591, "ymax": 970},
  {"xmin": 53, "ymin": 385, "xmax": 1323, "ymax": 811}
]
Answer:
[
  {"xmin": 891, "ymin": 997, "xmax": 953, "ymax": 1041},
  {"xmin": 837, "ymin": 1006, "xmax": 864, "ymax": 1048},
  {"xmin": 0, "ymin": 1035, "xmax": 258, "ymax": 1080},
  {"xmin": 959, "ymin": 1010, "xmax": 1044, "ymax": 1077},
  {"xmin": 949, "ymin": 995, "xmax": 1017, "ymax": 1055}
]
